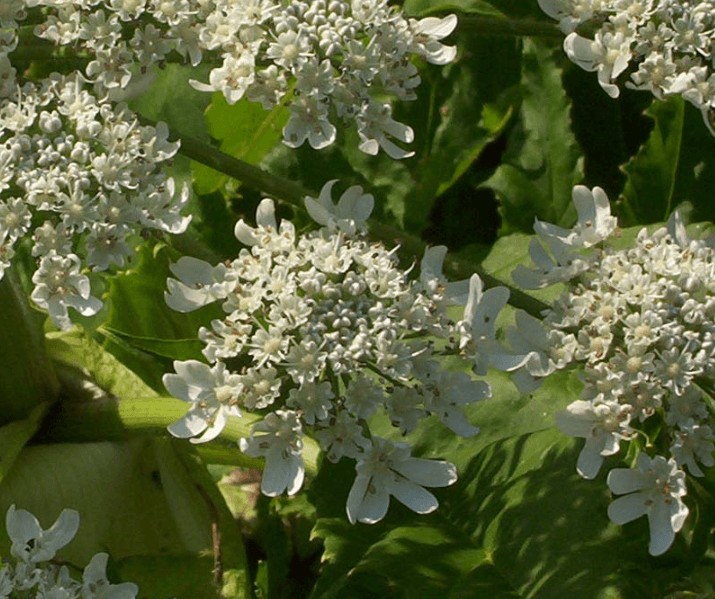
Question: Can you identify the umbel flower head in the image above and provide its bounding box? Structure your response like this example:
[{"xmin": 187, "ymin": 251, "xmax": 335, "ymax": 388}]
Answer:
[
  {"xmin": 0, "ymin": 505, "xmax": 138, "ymax": 597},
  {"xmin": 493, "ymin": 183, "xmax": 715, "ymax": 555},
  {"xmin": 163, "ymin": 180, "xmax": 497, "ymax": 523},
  {"xmin": 12, "ymin": 0, "xmax": 457, "ymax": 158},
  {"xmin": 0, "ymin": 73, "xmax": 189, "ymax": 329},
  {"xmin": 539, "ymin": 0, "xmax": 715, "ymax": 133}
]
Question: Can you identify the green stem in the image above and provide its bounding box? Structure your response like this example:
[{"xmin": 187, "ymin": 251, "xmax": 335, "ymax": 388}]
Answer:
[
  {"xmin": 0, "ymin": 269, "xmax": 59, "ymax": 424},
  {"xmin": 158, "ymin": 127, "xmax": 549, "ymax": 315},
  {"xmin": 456, "ymin": 15, "xmax": 562, "ymax": 39}
]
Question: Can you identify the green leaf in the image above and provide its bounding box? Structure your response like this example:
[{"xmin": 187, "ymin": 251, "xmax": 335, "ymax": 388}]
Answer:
[
  {"xmin": 338, "ymin": 31, "xmax": 520, "ymax": 234},
  {"xmin": 666, "ymin": 100, "xmax": 715, "ymax": 224},
  {"xmin": 403, "ymin": 0, "xmax": 549, "ymax": 19},
  {"xmin": 619, "ymin": 97, "xmax": 685, "ymax": 225},
  {"xmin": 403, "ymin": 0, "xmax": 505, "ymax": 17},
  {"xmin": 484, "ymin": 38, "xmax": 584, "ymax": 235},
  {"xmin": 0, "ymin": 439, "xmax": 211, "ymax": 563},
  {"xmin": 193, "ymin": 94, "xmax": 290, "ymax": 195},
  {"xmin": 129, "ymin": 63, "xmax": 212, "ymax": 142},
  {"xmin": 46, "ymin": 328, "xmax": 157, "ymax": 402},
  {"xmin": 309, "ymin": 369, "xmax": 659, "ymax": 598},
  {"xmin": 0, "ymin": 402, "xmax": 51, "ymax": 484},
  {"xmin": 100, "ymin": 327, "xmax": 204, "ymax": 361},
  {"xmin": 0, "ymin": 270, "xmax": 59, "ymax": 423},
  {"xmin": 0, "ymin": 438, "xmax": 250, "ymax": 596}
]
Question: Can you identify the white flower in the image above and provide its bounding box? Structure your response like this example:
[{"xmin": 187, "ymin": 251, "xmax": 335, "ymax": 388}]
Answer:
[
  {"xmin": 234, "ymin": 197, "xmax": 291, "ymax": 247},
  {"xmin": 533, "ymin": 186, "xmax": 617, "ymax": 248},
  {"xmin": 304, "ymin": 180, "xmax": 374, "ymax": 235},
  {"xmin": 164, "ymin": 360, "xmax": 242, "ymax": 444},
  {"xmin": 6, "ymin": 505, "xmax": 79, "ymax": 564},
  {"xmin": 670, "ymin": 420, "xmax": 715, "ymax": 477},
  {"xmin": 424, "ymin": 370, "xmax": 488, "ymax": 437},
  {"xmin": 346, "ymin": 438, "xmax": 457, "ymax": 524},
  {"xmin": 459, "ymin": 274, "xmax": 511, "ymax": 375},
  {"xmin": 607, "ymin": 454, "xmax": 689, "ymax": 556},
  {"xmin": 239, "ymin": 410, "xmax": 305, "ymax": 496},
  {"xmin": 164, "ymin": 257, "xmax": 229, "ymax": 313},
  {"xmin": 409, "ymin": 14, "xmax": 458, "ymax": 65},
  {"xmin": 82, "ymin": 553, "xmax": 138, "ymax": 599},
  {"xmin": 556, "ymin": 399, "xmax": 634, "ymax": 479},
  {"xmin": 419, "ymin": 245, "xmax": 470, "ymax": 305},
  {"xmin": 512, "ymin": 235, "xmax": 590, "ymax": 289},
  {"xmin": 30, "ymin": 251, "xmax": 102, "ymax": 329}
]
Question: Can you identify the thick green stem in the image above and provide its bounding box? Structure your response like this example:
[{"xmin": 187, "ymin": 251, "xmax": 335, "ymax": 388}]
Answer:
[{"xmin": 0, "ymin": 269, "xmax": 59, "ymax": 424}]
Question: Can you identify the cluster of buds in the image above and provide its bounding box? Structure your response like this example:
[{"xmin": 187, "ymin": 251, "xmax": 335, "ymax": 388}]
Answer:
[
  {"xmin": 0, "ymin": 73, "xmax": 189, "ymax": 328},
  {"xmin": 8, "ymin": 0, "xmax": 458, "ymax": 157},
  {"xmin": 539, "ymin": 0, "xmax": 715, "ymax": 133},
  {"xmin": 490, "ymin": 184, "xmax": 714, "ymax": 555},
  {"xmin": 162, "ymin": 180, "xmax": 506, "ymax": 523}
]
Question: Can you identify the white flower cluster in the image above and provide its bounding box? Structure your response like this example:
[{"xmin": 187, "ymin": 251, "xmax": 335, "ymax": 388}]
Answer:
[
  {"xmin": 162, "ymin": 180, "xmax": 498, "ymax": 524},
  {"xmin": 0, "ymin": 505, "xmax": 138, "ymax": 598},
  {"xmin": 539, "ymin": 0, "xmax": 715, "ymax": 133},
  {"xmin": 0, "ymin": 73, "xmax": 189, "ymax": 329},
  {"xmin": 12, "ymin": 0, "xmax": 457, "ymax": 157},
  {"xmin": 494, "ymin": 184, "xmax": 714, "ymax": 555}
]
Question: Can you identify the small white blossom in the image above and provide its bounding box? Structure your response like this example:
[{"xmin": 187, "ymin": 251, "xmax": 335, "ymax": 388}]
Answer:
[
  {"xmin": 164, "ymin": 360, "xmax": 242, "ymax": 444},
  {"xmin": 346, "ymin": 438, "xmax": 457, "ymax": 524},
  {"xmin": 607, "ymin": 454, "xmax": 689, "ymax": 556},
  {"xmin": 239, "ymin": 410, "xmax": 305, "ymax": 496}
]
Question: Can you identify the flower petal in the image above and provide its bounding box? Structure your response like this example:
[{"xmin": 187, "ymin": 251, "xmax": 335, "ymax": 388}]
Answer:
[
  {"xmin": 607, "ymin": 492, "xmax": 649, "ymax": 525},
  {"xmin": 390, "ymin": 478, "xmax": 439, "ymax": 515}
]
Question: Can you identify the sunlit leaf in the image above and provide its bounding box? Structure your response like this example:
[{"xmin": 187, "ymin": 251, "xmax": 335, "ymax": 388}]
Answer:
[{"xmin": 484, "ymin": 38, "xmax": 584, "ymax": 234}]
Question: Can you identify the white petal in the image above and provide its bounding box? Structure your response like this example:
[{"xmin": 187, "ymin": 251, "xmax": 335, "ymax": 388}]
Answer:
[
  {"xmin": 189, "ymin": 410, "xmax": 227, "ymax": 444},
  {"xmin": 564, "ymin": 33, "xmax": 597, "ymax": 72},
  {"xmin": 234, "ymin": 219, "xmax": 259, "ymax": 246},
  {"xmin": 415, "ymin": 15, "xmax": 458, "ymax": 38},
  {"xmin": 346, "ymin": 473, "xmax": 370, "ymax": 525},
  {"xmin": 607, "ymin": 467, "xmax": 647, "ymax": 495},
  {"xmin": 354, "ymin": 483, "xmax": 390, "ymax": 524},
  {"xmin": 6, "ymin": 505, "xmax": 41, "ymax": 548},
  {"xmin": 164, "ymin": 279, "xmax": 213, "ymax": 312},
  {"xmin": 167, "ymin": 410, "xmax": 208, "ymax": 438},
  {"xmin": 576, "ymin": 437, "xmax": 605, "ymax": 479},
  {"xmin": 392, "ymin": 458, "xmax": 457, "ymax": 487},
  {"xmin": 255, "ymin": 198, "xmax": 277, "ymax": 230},
  {"xmin": 390, "ymin": 478, "xmax": 439, "ymax": 514},
  {"xmin": 261, "ymin": 449, "xmax": 303, "ymax": 497},
  {"xmin": 169, "ymin": 256, "xmax": 214, "ymax": 285},
  {"xmin": 45, "ymin": 509, "xmax": 80, "ymax": 553},
  {"xmin": 647, "ymin": 500, "xmax": 676, "ymax": 556},
  {"xmin": 607, "ymin": 492, "xmax": 649, "ymax": 525},
  {"xmin": 173, "ymin": 360, "xmax": 214, "ymax": 391}
]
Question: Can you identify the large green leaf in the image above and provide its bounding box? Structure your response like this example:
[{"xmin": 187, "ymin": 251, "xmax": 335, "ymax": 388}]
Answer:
[
  {"xmin": 309, "ymin": 363, "xmax": 689, "ymax": 598},
  {"xmin": 484, "ymin": 38, "xmax": 584, "ymax": 235},
  {"xmin": 0, "ymin": 438, "xmax": 250, "ymax": 597},
  {"xmin": 403, "ymin": 0, "xmax": 551, "ymax": 19},
  {"xmin": 618, "ymin": 95, "xmax": 715, "ymax": 226}
]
